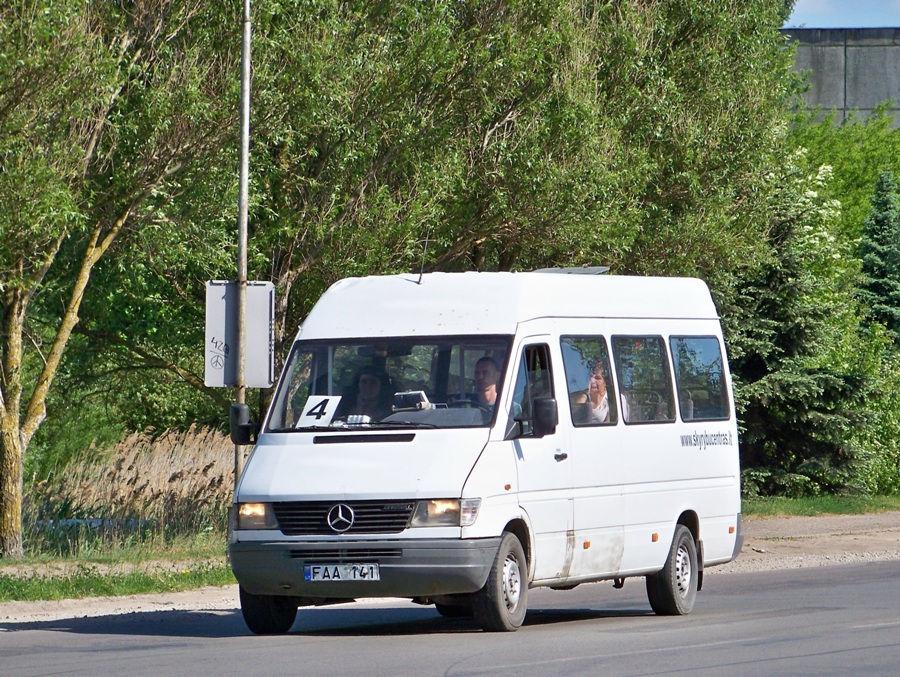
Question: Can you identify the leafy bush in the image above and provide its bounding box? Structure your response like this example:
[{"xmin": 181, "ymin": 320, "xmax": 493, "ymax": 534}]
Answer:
[
  {"xmin": 725, "ymin": 152, "xmax": 870, "ymax": 496},
  {"xmin": 852, "ymin": 350, "xmax": 900, "ymax": 494}
]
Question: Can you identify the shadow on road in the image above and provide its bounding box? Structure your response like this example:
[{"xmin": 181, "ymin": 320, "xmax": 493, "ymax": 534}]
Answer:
[{"xmin": 0, "ymin": 603, "xmax": 654, "ymax": 638}]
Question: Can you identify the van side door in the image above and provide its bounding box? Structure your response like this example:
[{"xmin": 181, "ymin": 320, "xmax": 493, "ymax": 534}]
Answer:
[
  {"xmin": 508, "ymin": 341, "xmax": 575, "ymax": 583},
  {"xmin": 560, "ymin": 335, "xmax": 626, "ymax": 578}
]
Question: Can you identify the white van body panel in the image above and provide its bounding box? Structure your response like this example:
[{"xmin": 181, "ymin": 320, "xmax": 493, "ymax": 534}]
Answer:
[
  {"xmin": 297, "ymin": 272, "xmax": 719, "ymax": 341},
  {"xmin": 229, "ymin": 271, "xmax": 742, "ymax": 618},
  {"xmin": 238, "ymin": 429, "xmax": 490, "ymax": 503}
]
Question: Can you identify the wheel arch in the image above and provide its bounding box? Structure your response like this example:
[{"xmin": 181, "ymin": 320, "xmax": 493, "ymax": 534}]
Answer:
[
  {"xmin": 503, "ymin": 518, "xmax": 532, "ymax": 581},
  {"xmin": 677, "ymin": 510, "xmax": 700, "ymax": 542},
  {"xmin": 677, "ymin": 509, "xmax": 703, "ymax": 588}
]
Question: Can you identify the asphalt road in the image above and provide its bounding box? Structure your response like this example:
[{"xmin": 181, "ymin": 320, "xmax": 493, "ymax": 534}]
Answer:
[{"xmin": 2, "ymin": 560, "xmax": 898, "ymax": 677}]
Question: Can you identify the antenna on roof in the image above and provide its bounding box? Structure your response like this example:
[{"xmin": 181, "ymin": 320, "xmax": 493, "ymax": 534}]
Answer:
[{"xmin": 417, "ymin": 225, "xmax": 432, "ymax": 285}]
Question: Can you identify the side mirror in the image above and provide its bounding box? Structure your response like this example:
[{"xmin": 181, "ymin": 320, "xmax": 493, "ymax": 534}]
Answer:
[
  {"xmin": 230, "ymin": 403, "xmax": 258, "ymax": 445},
  {"xmin": 532, "ymin": 397, "xmax": 559, "ymax": 438}
]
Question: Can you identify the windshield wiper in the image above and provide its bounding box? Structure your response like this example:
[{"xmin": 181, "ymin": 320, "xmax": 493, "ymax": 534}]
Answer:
[
  {"xmin": 283, "ymin": 421, "xmax": 439, "ymax": 431},
  {"xmin": 356, "ymin": 420, "xmax": 439, "ymax": 429}
]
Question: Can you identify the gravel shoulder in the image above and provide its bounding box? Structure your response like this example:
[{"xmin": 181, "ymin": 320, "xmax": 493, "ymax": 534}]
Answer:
[
  {"xmin": 2, "ymin": 511, "xmax": 899, "ymax": 625},
  {"xmin": 709, "ymin": 510, "xmax": 900, "ymax": 574}
]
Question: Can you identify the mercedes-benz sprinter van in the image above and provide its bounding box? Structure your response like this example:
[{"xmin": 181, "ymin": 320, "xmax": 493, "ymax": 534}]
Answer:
[{"xmin": 228, "ymin": 270, "xmax": 742, "ymax": 633}]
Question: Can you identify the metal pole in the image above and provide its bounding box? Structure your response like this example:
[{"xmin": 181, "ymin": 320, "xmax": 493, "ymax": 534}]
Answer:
[{"xmin": 235, "ymin": 0, "xmax": 252, "ymax": 490}]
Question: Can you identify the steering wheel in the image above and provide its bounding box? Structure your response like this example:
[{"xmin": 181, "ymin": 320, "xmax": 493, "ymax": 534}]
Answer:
[{"xmin": 448, "ymin": 399, "xmax": 478, "ymax": 408}]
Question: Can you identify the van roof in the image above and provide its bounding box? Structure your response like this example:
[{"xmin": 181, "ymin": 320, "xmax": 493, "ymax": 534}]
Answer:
[{"xmin": 297, "ymin": 272, "xmax": 719, "ymax": 340}]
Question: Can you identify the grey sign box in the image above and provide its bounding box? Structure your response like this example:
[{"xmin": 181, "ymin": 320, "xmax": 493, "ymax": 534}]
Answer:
[{"xmin": 205, "ymin": 281, "xmax": 275, "ymax": 388}]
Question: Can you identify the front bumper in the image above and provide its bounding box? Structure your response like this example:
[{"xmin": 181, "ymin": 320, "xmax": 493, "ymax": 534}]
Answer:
[{"xmin": 229, "ymin": 536, "xmax": 501, "ymax": 599}]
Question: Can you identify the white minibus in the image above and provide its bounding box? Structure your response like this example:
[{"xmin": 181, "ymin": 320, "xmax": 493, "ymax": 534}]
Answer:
[{"xmin": 228, "ymin": 270, "xmax": 743, "ymax": 633}]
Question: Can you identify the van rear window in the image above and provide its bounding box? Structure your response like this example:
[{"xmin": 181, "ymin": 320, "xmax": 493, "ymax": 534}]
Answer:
[{"xmin": 669, "ymin": 336, "xmax": 730, "ymax": 421}]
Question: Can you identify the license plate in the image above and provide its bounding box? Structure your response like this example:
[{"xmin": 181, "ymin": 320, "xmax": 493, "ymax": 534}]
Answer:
[{"xmin": 303, "ymin": 563, "xmax": 380, "ymax": 581}]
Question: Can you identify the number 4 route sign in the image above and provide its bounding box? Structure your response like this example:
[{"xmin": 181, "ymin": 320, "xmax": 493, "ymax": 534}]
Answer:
[
  {"xmin": 296, "ymin": 396, "xmax": 342, "ymax": 427},
  {"xmin": 204, "ymin": 280, "xmax": 275, "ymax": 388}
]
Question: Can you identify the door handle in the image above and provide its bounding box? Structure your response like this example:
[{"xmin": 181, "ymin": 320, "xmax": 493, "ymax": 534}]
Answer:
[{"xmin": 554, "ymin": 452, "xmax": 568, "ymax": 462}]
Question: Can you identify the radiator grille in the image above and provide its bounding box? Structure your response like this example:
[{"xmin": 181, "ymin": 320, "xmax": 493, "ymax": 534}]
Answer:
[{"xmin": 273, "ymin": 500, "xmax": 415, "ymax": 535}]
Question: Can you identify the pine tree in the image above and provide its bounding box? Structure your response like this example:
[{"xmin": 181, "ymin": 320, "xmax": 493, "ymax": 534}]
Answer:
[{"xmin": 860, "ymin": 170, "xmax": 900, "ymax": 342}]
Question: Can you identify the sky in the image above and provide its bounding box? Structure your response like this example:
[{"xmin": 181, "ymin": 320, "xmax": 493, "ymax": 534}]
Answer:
[{"xmin": 786, "ymin": 0, "xmax": 900, "ymax": 28}]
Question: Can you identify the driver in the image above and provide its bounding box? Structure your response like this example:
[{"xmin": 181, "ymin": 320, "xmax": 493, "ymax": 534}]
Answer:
[
  {"xmin": 473, "ymin": 356, "xmax": 501, "ymax": 410},
  {"xmin": 336, "ymin": 366, "xmax": 394, "ymax": 421}
]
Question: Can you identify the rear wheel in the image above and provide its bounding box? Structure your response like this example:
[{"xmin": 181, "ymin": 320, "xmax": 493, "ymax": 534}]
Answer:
[
  {"xmin": 472, "ymin": 532, "xmax": 528, "ymax": 632},
  {"xmin": 239, "ymin": 586, "xmax": 298, "ymax": 634},
  {"xmin": 646, "ymin": 525, "xmax": 698, "ymax": 615}
]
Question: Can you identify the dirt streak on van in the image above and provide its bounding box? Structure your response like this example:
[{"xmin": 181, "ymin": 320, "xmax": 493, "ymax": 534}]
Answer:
[{"xmin": 228, "ymin": 270, "xmax": 743, "ymax": 634}]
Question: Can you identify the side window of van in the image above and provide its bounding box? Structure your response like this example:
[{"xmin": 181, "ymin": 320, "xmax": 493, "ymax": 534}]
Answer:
[
  {"xmin": 612, "ymin": 336, "xmax": 676, "ymax": 424},
  {"xmin": 669, "ymin": 336, "xmax": 730, "ymax": 421},
  {"xmin": 560, "ymin": 336, "xmax": 618, "ymax": 426},
  {"xmin": 511, "ymin": 344, "xmax": 554, "ymax": 436}
]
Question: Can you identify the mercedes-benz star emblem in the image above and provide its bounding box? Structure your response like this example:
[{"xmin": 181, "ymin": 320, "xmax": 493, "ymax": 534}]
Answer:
[{"xmin": 326, "ymin": 504, "xmax": 355, "ymax": 533}]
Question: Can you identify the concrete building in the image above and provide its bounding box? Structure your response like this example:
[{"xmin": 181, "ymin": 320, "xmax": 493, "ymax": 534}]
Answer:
[{"xmin": 782, "ymin": 28, "xmax": 900, "ymax": 124}]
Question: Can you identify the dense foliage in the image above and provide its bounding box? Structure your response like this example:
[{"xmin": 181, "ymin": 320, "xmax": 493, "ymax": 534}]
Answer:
[
  {"xmin": 2, "ymin": 0, "xmax": 899, "ymax": 555},
  {"xmin": 781, "ymin": 113, "xmax": 900, "ymax": 494},
  {"xmin": 32, "ymin": 0, "xmax": 799, "ymax": 436},
  {"xmin": 1, "ymin": 0, "xmax": 240, "ymax": 555},
  {"xmin": 727, "ymin": 153, "xmax": 869, "ymax": 496}
]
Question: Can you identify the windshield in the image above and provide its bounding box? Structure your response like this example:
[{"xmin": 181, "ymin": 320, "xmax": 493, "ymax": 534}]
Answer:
[{"xmin": 267, "ymin": 336, "xmax": 513, "ymax": 431}]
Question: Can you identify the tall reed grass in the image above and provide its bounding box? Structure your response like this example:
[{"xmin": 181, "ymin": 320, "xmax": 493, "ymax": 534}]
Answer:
[{"xmin": 23, "ymin": 426, "xmax": 236, "ymax": 557}]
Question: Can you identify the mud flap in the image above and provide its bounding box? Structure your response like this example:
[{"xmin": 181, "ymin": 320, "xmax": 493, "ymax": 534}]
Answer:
[{"xmin": 697, "ymin": 538, "xmax": 704, "ymax": 591}]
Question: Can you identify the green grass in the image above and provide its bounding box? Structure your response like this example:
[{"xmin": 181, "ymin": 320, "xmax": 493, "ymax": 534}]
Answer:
[
  {"xmin": 0, "ymin": 531, "xmax": 235, "ymax": 603},
  {"xmin": 0, "ymin": 562, "xmax": 235, "ymax": 603},
  {"xmin": 45, "ymin": 531, "xmax": 228, "ymax": 565},
  {"xmin": 743, "ymin": 494, "xmax": 900, "ymax": 517}
]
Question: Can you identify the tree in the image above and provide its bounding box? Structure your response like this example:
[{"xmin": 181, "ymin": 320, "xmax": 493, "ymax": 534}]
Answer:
[
  {"xmin": 785, "ymin": 105, "xmax": 900, "ymax": 496},
  {"xmin": 244, "ymin": 0, "xmax": 800, "ymax": 338},
  {"xmin": 859, "ymin": 170, "xmax": 900, "ymax": 341},
  {"xmin": 246, "ymin": 0, "xmax": 626, "ymax": 343},
  {"xmin": 23, "ymin": 0, "xmax": 625, "ymax": 446},
  {"xmin": 56, "ymin": 0, "xmax": 798, "ymax": 419},
  {"xmin": 9, "ymin": 0, "xmax": 820, "ymax": 516},
  {"xmin": 788, "ymin": 108, "xmax": 900, "ymax": 241},
  {"xmin": 725, "ymin": 152, "xmax": 869, "ymax": 495},
  {"xmin": 0, "ymin": 1, "xmax": 238, "ymax": 557}
]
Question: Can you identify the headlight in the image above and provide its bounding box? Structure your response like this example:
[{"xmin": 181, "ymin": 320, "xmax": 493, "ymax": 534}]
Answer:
[
  {"xmin": 236, "ymin": 502, "xmax": 277, "ymax": 530},
  {"xmin": 410, "ymin": 498, "xmax": 481, "ymax": 527}
]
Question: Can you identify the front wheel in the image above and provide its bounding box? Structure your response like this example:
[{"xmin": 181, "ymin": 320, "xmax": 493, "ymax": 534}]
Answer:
[
  {"xmin": 472, "ymin": 532, "xmax": 528, "ymax": 632},
  {"xmin": 645, "ymin": 525, "xmax": 698, "ymax": 615},
  {"xmin": 239, "ymin": 586, "xmax": 298, "ymax": 634}
]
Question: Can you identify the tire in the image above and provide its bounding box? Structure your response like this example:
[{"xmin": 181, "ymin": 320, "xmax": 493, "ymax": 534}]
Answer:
[
  {"xmin": 435, "ymin": 602, "xmax": 473, "ymax": 618},
  {"xmin": 646, "ymin": 525, "xmax": 698, "ymax": 615},
  {"xmin": 472, "ymin": 532, "xmax": 528, "ymax": 632},
  {"xmin": 239, "ymin": 586, "xmax": 298, "ymax": 635}
]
